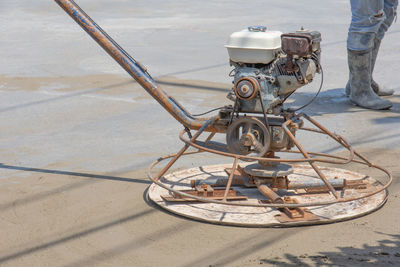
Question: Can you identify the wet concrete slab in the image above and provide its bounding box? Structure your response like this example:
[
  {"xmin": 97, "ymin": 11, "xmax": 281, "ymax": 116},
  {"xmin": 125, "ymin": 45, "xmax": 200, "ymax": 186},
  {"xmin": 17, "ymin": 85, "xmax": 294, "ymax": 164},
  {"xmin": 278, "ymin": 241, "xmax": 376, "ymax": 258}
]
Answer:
[{"xmin": 0, "ymin": 1, "xmax": 400, "ymax": 266}]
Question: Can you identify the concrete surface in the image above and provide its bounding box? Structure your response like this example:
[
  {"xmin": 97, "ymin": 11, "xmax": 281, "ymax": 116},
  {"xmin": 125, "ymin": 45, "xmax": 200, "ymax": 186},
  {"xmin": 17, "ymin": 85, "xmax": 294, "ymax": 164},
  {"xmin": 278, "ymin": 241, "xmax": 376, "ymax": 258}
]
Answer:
[{"xmin": 0, "ymin": 0, "xmax": 399, "ymax": 266}]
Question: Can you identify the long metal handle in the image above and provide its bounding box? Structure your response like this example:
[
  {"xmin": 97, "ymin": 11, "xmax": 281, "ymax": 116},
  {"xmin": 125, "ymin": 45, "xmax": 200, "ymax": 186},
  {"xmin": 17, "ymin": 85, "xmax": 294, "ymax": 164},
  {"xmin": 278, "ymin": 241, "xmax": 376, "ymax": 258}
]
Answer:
[{"xmin": 54, "ymin": 0, "xmax": 218, "ymax": 131}]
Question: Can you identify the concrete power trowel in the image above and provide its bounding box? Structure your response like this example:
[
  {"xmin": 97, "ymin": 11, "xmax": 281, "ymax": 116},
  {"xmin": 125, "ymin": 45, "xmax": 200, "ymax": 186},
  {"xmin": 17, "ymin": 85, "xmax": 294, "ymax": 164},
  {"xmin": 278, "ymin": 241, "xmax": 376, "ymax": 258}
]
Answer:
[{"xmin": 55, "ymin": 0, "xmax": 392, "ymax": 226}]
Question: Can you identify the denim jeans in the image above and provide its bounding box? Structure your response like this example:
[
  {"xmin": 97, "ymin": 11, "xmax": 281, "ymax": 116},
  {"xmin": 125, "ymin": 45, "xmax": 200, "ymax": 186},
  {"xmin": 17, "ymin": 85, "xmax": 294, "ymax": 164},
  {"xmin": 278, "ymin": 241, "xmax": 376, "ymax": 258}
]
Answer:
[{"xmin": 348, "ymin": 0, "xmax": 398, "ymax": 51}]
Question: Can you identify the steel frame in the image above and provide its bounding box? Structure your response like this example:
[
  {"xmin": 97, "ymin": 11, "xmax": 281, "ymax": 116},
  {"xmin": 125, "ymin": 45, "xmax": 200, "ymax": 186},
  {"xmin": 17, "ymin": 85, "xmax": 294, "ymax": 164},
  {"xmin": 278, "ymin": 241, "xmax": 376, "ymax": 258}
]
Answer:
[{"xmin": 148, "ymin": 113, "xmax": 392, "ymax": 208}]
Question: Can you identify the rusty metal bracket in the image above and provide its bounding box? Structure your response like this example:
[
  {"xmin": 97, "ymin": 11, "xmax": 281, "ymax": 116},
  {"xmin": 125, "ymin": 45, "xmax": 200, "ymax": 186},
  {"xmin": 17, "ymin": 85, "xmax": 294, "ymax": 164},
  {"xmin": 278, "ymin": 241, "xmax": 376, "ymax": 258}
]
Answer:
[
  {"xmin": 161, "ymin": 185, "xmax": 248, "ymax": 202},
  {"xmin": 260, "ymin": 197, "xmax": 320, "ymax": 222},
  {"xmin": 224, "ymin": 165, "xmax": 256, "ymax": 187},
  {"xmin": 276, "ymin": 197, "xmax": 320, "ymax": 222}
]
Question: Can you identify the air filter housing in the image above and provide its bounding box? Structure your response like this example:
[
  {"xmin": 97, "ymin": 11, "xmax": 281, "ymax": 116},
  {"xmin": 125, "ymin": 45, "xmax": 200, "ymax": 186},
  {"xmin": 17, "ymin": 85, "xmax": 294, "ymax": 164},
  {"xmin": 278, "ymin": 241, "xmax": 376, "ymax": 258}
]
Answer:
[{"xmin": 225, "ymin": 26, "xmax": 282, "ymax": 64}]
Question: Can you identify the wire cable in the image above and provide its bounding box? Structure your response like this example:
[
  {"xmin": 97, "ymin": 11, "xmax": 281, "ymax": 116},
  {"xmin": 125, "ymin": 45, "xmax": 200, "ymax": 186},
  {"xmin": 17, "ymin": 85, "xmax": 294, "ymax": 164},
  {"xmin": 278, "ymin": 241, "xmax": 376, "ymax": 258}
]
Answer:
[
  {"xmin": 192, "ymin": 106, "xmax": 225, "ymax": 117},
  {"xmin": 287, "ymin": 60, "xmax": 324, "ymax": 113}
]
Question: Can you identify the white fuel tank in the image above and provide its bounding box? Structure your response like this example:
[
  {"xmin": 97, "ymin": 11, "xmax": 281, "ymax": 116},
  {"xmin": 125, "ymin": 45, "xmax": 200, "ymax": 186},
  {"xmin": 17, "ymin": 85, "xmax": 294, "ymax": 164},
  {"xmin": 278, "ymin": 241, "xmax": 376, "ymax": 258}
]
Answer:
[{"xmin": 225, "ymin": 26, "xmax": 282, "ymax": 64}]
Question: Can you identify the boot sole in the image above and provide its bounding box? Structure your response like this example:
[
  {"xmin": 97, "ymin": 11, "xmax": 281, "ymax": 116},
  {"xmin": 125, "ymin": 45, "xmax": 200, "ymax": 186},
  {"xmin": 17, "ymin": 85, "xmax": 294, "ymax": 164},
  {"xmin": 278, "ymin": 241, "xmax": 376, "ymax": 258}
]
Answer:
[{"xmin": 349, "ymin": 99, "xmax": 392, "ymax": 110}]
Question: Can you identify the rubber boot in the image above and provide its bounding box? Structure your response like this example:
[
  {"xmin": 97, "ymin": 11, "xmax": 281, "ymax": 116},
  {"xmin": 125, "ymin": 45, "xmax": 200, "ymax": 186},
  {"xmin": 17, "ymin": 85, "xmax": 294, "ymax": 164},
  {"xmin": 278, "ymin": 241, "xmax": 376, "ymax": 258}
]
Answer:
[
  {"xmin": 370, "ymin": 38, "xmax": 394, "ymax": 96},
  {"xmin": 345, "ymin": 39, "xmax": 394, "ymax": 97},
  {"xmin": 345, "ymin": 77, "xmax": 351, "ymax": 97},
  {"xmin": 348, "ymin": 49, "xmax": 392, "ymax": 110}
]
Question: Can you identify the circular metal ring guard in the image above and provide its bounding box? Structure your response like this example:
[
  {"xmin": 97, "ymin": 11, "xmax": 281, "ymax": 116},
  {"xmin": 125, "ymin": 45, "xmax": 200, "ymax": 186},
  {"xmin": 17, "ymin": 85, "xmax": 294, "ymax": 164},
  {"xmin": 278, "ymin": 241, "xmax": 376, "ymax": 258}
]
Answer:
[{"xmin": 147, "ymin": 113, "xmax": 392, "ymax": 210}]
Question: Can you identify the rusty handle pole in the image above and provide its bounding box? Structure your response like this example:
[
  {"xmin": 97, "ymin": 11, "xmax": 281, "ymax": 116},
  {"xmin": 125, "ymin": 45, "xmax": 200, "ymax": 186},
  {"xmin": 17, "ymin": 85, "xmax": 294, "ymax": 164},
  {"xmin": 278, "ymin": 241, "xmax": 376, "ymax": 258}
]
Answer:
[{"xmin": 54, "ymin": 0, "xmax": 218, "ymax": 131}]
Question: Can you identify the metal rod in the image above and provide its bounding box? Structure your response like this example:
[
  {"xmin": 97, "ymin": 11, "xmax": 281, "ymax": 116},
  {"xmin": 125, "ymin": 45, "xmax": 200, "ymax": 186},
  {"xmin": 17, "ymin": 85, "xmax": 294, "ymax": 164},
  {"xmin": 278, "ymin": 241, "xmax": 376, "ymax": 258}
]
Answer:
[
  {"xmin": 223, "ymin": 157, "xmax": 238, "ymax": 201},
  {"xmin": 154, "ymin": 119, "xmax": 215, "ymax": 182},
  {"xmin": 153, "ymin": 145, "xmax": 189, "ymax": 183},
  {"xmin": 205, "ymin": 132, "xmax": 216, "ymax": 145},
  {"xmin": 256, "ymin": 183, "xmax": 284, "ymax": 203},
  {"xmin": 282, "ymin": 122, "xmax": 339, "ymax": 199},
  {"xmin": 54, "ymin": 0, "xmax": 218, "ymax": 131},
  {"xmin": 288, "ymin": 179, "xmax": 345, "ymax": 189}
]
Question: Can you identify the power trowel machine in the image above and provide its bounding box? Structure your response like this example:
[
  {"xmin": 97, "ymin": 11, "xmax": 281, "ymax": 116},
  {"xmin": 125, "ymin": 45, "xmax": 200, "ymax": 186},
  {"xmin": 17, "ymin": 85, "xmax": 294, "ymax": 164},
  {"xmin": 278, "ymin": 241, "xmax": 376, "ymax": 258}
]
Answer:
[{"xmin": 54, "ymin": 0, "xmax": 391, "ymax": 226}]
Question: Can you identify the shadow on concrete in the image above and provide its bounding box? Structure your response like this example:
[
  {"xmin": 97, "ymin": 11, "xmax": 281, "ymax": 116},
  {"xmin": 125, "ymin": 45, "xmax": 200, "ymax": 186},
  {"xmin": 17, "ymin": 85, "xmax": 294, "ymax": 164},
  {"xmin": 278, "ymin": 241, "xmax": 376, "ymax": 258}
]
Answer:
[
  {"xmin": 259, "ymin": 232, "xmax": 400, "ymax": 266},
  {"xmin": 0, "ymin": 209, "xmax": 156, "ymax": 265},
  {"xmin": 181, "ymin": 228, "xmax": 299, "ymax": 267},
  {"xmin": 63, "ymin": 220, "xmax": 193, "ymax": 267},
  {"xmin": 288, "ymin": 87, "xmax": 400, "ymax": 117},
  {"xmin": 0, "ymin": 179, "xmax": 92, "ymax": 212},
  {"xmin": 372, "ymin": 115, "xmax": 400, "ymax": 125},
  {"xmin": 0, "ymin": 163, "xmax": 150, "ymax": 185},
  {"xmin": 0, "ymin": 163, "xmax": 150, "ymax": 212},
  {"xmin": 64, "ymin": 214, "xmax": 297, "ymax": 266}
]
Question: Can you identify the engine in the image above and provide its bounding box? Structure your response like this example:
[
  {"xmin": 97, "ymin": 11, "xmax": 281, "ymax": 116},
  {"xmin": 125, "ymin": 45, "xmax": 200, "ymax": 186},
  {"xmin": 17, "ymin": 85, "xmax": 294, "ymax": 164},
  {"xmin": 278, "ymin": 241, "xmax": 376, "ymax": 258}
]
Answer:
[
  {"xmin": 226, "ymin": 26, "xmax": 321, "ymax": 115},
  {"xmin": 222, "ymin": 26, "xmax": 322, "ymax": 157}
]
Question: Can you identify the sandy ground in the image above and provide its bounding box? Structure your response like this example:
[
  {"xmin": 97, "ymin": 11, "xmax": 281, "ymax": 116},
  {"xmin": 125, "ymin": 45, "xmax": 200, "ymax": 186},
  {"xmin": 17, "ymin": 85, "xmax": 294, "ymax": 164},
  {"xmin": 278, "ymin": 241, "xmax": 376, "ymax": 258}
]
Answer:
[{"xmin": 1, "ymin": 0, "xmax": 400, "ymax": 266}]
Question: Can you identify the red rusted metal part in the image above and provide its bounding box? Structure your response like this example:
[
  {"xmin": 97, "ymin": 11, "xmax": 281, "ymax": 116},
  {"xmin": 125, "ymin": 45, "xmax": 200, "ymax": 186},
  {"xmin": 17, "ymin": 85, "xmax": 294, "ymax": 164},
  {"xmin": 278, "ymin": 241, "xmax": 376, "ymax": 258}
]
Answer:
[
  {"xmin": 281, "ymin": 33, "xmax": 314, "ymax": 73},
  {"xmin": 275, "ymin": 198, "xmax": 320, "ymax": 222},
  {"xmin": 54, "ymin": 0, "xmax": 221, "ymax": 132},
  {"xmin": 259, "ymin": 196, "xmax": 320, "ymax": 222},
  {"xmin": 281, "ymin": 34, "xmax": 313, "ymax": 57},
  {"xmin": 256, "ymin": 183, "xmax": 284, "ymax": 203},
  {"xmin": 161, "ymin": 187, "xmax": 248, "ymax": 202}
]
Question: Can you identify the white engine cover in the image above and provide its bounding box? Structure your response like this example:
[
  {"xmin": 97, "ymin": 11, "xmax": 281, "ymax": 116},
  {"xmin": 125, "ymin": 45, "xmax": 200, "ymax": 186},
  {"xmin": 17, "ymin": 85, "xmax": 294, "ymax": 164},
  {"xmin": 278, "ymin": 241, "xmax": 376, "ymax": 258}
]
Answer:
[{"xmin": 225, "ymin": 27, "xmax": 282, "ymax": 64}]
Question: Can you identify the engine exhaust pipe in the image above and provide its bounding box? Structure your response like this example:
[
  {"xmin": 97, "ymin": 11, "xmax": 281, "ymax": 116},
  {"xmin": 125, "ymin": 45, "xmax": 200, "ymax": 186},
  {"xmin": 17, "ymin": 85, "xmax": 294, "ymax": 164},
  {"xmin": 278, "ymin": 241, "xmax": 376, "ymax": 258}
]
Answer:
[{"xmin": 54, "ymin": 0, "xmax": 220, "ymax": 132}]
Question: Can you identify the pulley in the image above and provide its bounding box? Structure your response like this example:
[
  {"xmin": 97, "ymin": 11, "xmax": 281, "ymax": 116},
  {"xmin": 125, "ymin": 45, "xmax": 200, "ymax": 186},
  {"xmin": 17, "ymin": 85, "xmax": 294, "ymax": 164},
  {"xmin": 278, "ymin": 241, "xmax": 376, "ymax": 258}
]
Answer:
[
  {"xmin": 226, "ymin": 117, "xmax": 270, "ymax": 157},
  {"xmin": 234, "ymin": 77, "xmax": 259, "ymax": 100}
]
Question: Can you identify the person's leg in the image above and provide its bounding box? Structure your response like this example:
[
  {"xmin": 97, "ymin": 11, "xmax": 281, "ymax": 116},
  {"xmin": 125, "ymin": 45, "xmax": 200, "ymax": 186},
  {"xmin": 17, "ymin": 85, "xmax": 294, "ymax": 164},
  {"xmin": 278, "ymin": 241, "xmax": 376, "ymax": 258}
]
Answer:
[
  {"xmin": 377, "ymin": 0, "xmax": 398, "ymax": 39},
  {"xmin": 346, "ymin": 0, "xmax": 384, "ymax": 96},
  {"xmin": 346, "ymin": 0, "xmax": 392, "ymax": 109},
  {"xmin": 348, "ymin": 0, "xmax": 385, "ymax": 52},
  {"xmin": 370, "ymin": 0, "xmax": 398, "ymax": 96}
]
